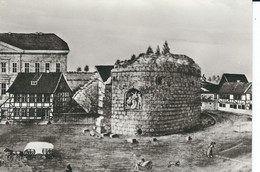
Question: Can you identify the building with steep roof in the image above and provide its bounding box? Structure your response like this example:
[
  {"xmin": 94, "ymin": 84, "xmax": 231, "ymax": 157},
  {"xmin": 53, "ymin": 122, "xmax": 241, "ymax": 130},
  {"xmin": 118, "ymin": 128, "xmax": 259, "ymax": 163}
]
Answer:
[
  {"xmin": 0, "ymin": 32, "xmax": 69, "ymax": 104},
  {"xmin": 218, "ymin": 73, "xmax": 248, "ymax": 87},
  {"xmin": 218, "ymin": 82, "xmax": 252, "ymax": 114},
  {"xmin": 0, "ymin": 72, "xmax": 72, "ymax": 122}
]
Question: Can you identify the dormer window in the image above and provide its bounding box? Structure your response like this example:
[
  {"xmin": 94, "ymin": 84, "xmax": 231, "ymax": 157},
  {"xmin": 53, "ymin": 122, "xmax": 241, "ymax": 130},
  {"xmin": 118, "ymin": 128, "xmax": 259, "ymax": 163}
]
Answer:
[{"xmin": 31, "ymin": 81, "xmax": 37, "ymax": 85}]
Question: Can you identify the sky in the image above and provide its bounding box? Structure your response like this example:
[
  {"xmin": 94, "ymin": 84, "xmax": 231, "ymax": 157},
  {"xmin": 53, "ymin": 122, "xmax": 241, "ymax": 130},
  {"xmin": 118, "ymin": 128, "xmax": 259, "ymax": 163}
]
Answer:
[{"xmin": 0, "ymin": 0, "xmax": 252, "ymax": 81}]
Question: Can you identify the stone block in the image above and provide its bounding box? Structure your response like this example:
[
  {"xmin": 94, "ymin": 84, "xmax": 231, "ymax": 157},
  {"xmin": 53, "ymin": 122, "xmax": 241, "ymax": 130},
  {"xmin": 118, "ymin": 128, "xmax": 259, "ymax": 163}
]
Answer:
[
  {"xmin": 110, "ymin": 134, "xmax": 119, "ymax": 138},
  {"xmin": 96, "ymin": 126, "xmax": 106, "ymax": 134}
]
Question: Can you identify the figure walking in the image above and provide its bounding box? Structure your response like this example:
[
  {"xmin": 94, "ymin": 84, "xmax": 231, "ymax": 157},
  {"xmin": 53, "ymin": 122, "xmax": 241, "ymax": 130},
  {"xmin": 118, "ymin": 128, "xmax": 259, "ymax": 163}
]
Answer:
[{"xmin": 206, "ymin": 142, "xmax": 216, "ymax": 158}]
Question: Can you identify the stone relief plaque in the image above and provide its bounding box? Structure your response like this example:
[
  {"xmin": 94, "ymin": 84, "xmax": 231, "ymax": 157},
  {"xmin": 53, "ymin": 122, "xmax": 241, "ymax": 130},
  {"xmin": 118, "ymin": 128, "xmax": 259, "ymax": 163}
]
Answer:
[{"xmin": 125, "ymin": 88, "xmax": 142, "ymax": 110}]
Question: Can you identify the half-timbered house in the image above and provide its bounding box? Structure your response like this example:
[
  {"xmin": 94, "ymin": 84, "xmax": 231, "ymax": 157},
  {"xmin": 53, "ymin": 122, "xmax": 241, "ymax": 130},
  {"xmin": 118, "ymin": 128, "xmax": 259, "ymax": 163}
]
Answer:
[
  {"xmin": 0, "ymin": 72, "xmax": 72, "ymax": 122},
  {"xmin": 218, "ymin": 82, "xmax": 252, "ymax": 115}
]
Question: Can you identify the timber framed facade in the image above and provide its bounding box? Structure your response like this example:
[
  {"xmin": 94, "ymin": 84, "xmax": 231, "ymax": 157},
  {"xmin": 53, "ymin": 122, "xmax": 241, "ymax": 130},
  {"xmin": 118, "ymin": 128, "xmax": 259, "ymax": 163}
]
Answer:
[{"xmin": 0, "ymin": 72, "xmax": 72, "ymax": 122}]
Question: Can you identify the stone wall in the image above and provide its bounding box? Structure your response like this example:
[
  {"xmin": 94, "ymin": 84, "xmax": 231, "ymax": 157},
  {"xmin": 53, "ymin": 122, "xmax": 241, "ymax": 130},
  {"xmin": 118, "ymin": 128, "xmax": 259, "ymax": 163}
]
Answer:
[
  {"xmin": 103, "ymin": 84, "xmax": 112, "ymax": 124},
  {"xmin": 111, "ymin": 54, "xmax": 201, "ymax": 136},
  {"xmin": 73, "ymin": 73, "xmax": 99, "ymax": 114}
]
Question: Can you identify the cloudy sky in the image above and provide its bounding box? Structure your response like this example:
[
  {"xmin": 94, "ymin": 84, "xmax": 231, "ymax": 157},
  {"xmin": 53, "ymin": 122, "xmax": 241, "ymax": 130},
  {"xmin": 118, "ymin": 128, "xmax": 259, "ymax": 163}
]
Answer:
[{"xmin": 0, "ymin": 0, "xmax": 252, "ymax": 80}]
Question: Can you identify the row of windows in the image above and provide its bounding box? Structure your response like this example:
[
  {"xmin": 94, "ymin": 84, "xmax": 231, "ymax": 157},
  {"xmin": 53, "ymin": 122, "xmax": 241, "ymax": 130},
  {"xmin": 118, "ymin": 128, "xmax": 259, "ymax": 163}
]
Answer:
[
  {"xmin": 1, "ymin": 62, "xmax": 61, "ymax": 73},
  {"xmin": 219, "ymin": 103, "xmax": 252, "ymax": 110},
  {"xmin": 219, "ymin": 94, "xmax": 252, "ymax": 100},
  {"xmin": 13, "ymin": 108, "xmax": 49, "ymax": 117},
  {"xmin": 14, "ymin": 94, "xmax": 51, "ymax": 103}
]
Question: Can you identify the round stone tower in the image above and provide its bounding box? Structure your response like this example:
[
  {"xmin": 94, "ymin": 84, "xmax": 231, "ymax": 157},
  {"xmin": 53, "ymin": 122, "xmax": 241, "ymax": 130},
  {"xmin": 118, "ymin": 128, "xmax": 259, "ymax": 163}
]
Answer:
[{"xmin": 111, "ymin": 53, "xmax": 201, "ymax": 136}]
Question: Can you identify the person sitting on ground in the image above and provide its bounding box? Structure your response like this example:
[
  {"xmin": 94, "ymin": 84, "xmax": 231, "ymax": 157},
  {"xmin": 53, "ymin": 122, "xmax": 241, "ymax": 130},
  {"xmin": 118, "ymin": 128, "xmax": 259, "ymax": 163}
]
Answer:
[
  {"xmin": 134, "ymin": 158, "xmax": 153, "ymax": 172},
  {"xmin": 66, "ymin": 164, "xmax": 72, "ymax": 172}
]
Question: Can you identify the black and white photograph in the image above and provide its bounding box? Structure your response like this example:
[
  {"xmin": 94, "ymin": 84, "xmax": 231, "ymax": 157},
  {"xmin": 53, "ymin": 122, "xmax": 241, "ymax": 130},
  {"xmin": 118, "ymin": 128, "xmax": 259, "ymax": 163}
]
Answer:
[{"xmin": 0, "ymin": 0, "xmax": 254, "ymax": 171}]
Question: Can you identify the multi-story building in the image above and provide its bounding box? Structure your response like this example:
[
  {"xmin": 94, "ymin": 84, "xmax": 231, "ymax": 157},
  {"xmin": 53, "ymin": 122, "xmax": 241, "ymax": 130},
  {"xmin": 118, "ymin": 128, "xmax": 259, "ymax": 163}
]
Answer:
[{"xmin": 0, "ymin": 33, "xmax": 69, "ymax": 104}]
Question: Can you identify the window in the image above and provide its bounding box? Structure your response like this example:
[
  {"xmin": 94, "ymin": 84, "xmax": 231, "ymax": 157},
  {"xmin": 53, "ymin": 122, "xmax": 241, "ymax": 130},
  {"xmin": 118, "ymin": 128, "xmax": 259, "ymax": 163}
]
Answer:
[
  {"xmin": 44, "ymin": 94, "xmax": 50, "ymax": 103},
  {"xmin": 238, "ymin": 105, "xmax": 242, "ymax": 109},
  {"xmin": 29, "ymin": 94, "xmax": 36, "ymax": 103},
  {"xmin": 1, "ymin": 62, "xmax": 6, "ymax": 73},
  {"xmin": 220, "ymin": 94, "xmax": 229, "ymax": 99},
  {"xmin": 25, "ymin": 63, "xmax": 29, "ymax": 73},
  {"xmin": 45, "ymin": 63, "xmax": 50, "ymax": 72},
  {"xmin": 21, "ymin": 109, "xmax": 26, "ymax": 117},
  {"xmin": 31, "ymin": 81, "xmax": 37, "ymax": 85},
  {"xmin": 231, "ymin": 104, "xmax": 237, "ymax": 109},
  {"xmin": 13, "ymin": 109, "xmax": 19, "ymax": 117},
  {"xmin": 37, "ymin": 94, "xmax": 43, "ymax": 103},
  {"xmin": 29, "ymin": 109, "xmax": 35, "ymax": 117},
  {"xmin": 35, "ymin": 63, "xmax": 40, "ymax": 72},
  {"xmin": 19, "ymin": 94, "xmax": 27, "ymax": 102},
  {"xmin": 1, "ymin": 83, "xmax": 6, "ymax": 95},
  {"xmin": 13, "ymin": 63, "xmax": 17, "ymax": 73},
  {"xmin": 234, "ymin": 94, "xmax": 241, "ymax": 100},
  {"xmin": 156, "ymin": 76, "xmax": 163, "ymax": 85},
  {"xmin": 249, "ymin": 104, "xmax": 252, "ymax": 110},
  {"xmin": 242, "ymin": 105, "xmax": 245, "ymax": 109},
  {"xmin": 56, "ymin": 63, "xmax": 60, "ymax": 72},
  {"xmin": 219, "ymin": 103, "xmax": 226, "ymax": 107}
]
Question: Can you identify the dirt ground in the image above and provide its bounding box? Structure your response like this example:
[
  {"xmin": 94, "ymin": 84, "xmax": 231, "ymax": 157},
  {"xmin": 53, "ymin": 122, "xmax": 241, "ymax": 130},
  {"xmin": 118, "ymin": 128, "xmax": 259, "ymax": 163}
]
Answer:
[{"xmin": 0, "ymin": 110, "xmax": 252, "ymax": 172}]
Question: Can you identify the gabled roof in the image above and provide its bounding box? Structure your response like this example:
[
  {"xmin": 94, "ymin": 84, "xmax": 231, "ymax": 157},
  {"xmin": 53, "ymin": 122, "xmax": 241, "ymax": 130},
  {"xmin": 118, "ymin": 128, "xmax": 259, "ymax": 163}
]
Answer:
[
  {"xmin": 201, "ymin": 81, "xmax": 219, "ymax": 93},
  {"xmin": 0, "ymin": 33, "xmax": 69, "ymax": 51},
  {"xmin": 220, "ymin": 73, "xmax": 248, "ymax": 83},
  {"xmin": 219, "ymin": 82, "xmax": 252, "ymax": 94},
  {"xmin": 8, "ymin": 72, "xmax": 71, "ymax": 94},
  {"xmin": 95, "ymin": 65, "xmax": 114, "ymax": 83}
]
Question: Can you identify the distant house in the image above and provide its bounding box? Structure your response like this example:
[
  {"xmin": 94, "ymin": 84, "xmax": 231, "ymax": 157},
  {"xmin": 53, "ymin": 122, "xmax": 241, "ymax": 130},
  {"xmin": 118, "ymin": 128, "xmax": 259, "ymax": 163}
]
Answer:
[
  {"xmin": 0, "ymin": 72, "xmax": 72, "ymax": 122},
  {"xmin": 0, "ymin": 33, "xmax": 69, "ymax": 104},
  {"xmin": 218, "ymin": 82, "xmax": 252, "ymax": 115},
  {"xmin": 64, "ymin": 72, "xmax": 94, "ymax": 91},
  {"xmin": 218, "ymin": 73, "xmax": 248, "ymax": 86},
  {"xmin": 95, "ymin": 65, "xmax": 114, "ymax": 116},
  {"xmin": 201, "ymin": 81, "xmax": 219, "ymax": 110},
  {"xmin": 201, "ymin": 73, "xmax": 252, "ymax": 115}
]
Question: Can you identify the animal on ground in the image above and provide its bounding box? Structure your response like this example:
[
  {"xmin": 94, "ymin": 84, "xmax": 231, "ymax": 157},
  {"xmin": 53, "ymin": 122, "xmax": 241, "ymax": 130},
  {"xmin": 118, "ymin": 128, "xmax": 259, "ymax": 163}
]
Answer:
[
  {"xmin": 4, "ymin": 148, "xmax": 24, "ymax": 161},
  {"xmin": 168, "ymin": 160, "xmax": 180, "ymax": 168}
]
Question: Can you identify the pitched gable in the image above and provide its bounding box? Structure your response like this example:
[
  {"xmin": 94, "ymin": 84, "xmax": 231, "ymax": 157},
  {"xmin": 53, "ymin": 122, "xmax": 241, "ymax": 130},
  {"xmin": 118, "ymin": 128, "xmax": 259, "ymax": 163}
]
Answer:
[
  {"xmin": 8, "ymin": 72, "xmax": 71, "ymax": 94},
  {"xmin": 95, "ymin": 65, "xmax": 114, "ymax": 83},
  {"xmin": 0, "ymin": 41, "xmax": 22, "ymax": 52},
  {"xmin": 219, "ymin": 73, "xmax": 248, "ymax": 87}
]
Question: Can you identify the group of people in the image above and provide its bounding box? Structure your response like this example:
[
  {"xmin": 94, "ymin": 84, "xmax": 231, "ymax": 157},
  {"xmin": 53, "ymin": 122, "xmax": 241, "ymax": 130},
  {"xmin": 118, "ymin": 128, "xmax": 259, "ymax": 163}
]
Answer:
[
  {"xmin": 133, "ymin": 141, "xmax": 216, "ymax": 172},
  {"xmin": 65, "ymin": 141, "xmax": 216, "ymax": 172}
]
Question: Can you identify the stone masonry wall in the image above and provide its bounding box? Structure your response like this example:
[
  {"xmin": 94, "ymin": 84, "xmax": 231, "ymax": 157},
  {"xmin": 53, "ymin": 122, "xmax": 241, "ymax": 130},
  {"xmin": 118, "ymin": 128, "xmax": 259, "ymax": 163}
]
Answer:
[{"xmin": 111, "ymin": 55, "xmax": 201, "ymax": 136}]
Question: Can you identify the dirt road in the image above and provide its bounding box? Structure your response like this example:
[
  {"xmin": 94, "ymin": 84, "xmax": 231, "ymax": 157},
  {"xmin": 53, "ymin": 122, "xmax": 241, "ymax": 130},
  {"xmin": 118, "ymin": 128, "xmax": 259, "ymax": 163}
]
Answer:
[{"xmin": 0, "ymin": 111, "xmax": 251, "ymax": 171}]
